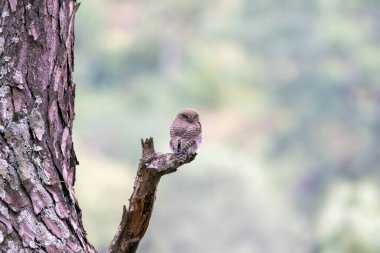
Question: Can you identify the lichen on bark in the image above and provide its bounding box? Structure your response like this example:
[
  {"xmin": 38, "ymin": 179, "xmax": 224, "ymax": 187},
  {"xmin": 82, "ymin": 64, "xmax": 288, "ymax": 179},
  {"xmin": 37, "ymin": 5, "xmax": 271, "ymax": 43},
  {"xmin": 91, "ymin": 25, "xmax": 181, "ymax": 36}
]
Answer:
[{"xmin": 0, "ymin": 0, "xmax": 95, "ymax": 252}]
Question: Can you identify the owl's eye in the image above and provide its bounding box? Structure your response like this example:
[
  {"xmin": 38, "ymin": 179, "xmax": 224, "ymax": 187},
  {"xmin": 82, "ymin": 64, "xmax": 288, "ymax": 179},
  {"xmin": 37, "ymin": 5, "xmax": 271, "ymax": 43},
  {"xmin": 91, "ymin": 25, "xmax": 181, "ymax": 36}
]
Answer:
[{"xmin": 181, "ymin": 113, "xmax": 189, "ymax": 119}]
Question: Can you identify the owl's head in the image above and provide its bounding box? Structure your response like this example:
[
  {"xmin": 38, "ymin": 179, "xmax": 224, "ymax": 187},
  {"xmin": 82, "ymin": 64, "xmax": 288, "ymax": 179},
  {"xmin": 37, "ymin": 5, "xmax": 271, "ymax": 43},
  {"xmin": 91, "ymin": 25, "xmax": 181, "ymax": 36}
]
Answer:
[{"xmin": 177, "ymin": 108, "xmax": 200, "ymax": 123}]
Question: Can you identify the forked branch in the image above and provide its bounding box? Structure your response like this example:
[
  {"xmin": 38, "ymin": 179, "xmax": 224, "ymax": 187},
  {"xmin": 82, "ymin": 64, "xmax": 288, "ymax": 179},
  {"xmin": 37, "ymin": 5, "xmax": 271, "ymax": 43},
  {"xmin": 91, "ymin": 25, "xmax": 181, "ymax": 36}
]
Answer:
[{"xmin": 107, "ymin": 137, "xmax": 196, "ymax": 253}]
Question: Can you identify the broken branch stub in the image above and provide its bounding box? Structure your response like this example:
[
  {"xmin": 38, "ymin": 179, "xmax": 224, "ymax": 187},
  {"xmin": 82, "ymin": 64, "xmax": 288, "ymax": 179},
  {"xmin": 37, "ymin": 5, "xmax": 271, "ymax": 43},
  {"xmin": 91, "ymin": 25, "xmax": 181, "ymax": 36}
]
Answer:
[{"xmin": 107, "ymin": 137, "xmax": 197, "ymax": 253}]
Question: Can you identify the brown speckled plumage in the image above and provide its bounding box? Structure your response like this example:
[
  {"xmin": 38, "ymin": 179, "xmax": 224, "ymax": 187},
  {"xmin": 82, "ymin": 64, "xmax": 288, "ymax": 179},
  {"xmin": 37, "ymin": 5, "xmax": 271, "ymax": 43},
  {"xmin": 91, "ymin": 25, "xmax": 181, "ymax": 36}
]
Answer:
[{"xmin": 170, "ymin": 108, "xmax": 202, "ymax": 161}]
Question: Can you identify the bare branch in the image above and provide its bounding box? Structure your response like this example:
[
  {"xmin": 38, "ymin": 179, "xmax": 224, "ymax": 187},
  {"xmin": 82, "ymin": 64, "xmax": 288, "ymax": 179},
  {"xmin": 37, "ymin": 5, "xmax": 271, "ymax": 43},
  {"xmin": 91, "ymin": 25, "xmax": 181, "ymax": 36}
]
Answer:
[{"xmin": 107, "ymin": 137, "xmax": 197, "ymax": 253}]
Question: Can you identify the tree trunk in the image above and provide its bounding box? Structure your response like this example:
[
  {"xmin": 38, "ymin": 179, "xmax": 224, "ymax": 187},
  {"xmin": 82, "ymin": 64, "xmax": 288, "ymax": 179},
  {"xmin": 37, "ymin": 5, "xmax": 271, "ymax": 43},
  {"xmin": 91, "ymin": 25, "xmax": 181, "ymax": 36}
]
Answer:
[{"xmin": 0, "ymin": 0, "xmax": 95, "ymax": 252}]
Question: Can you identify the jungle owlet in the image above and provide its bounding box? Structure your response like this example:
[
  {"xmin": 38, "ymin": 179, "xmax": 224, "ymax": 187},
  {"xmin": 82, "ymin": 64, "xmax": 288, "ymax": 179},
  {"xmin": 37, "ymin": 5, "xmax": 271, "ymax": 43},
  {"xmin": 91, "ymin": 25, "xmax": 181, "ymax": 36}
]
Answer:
[{"xmin": 170, "ymin": 108, "xmax": 202, "ymax": 162}]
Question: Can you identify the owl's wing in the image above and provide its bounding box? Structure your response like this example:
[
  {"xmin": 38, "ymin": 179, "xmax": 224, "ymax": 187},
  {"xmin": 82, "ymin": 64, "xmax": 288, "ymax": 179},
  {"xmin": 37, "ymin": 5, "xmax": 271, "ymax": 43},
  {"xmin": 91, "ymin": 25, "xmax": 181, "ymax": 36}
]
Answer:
[{"xmin": 169, "ymin": 137, "xmax": 180, "ymax": 153}]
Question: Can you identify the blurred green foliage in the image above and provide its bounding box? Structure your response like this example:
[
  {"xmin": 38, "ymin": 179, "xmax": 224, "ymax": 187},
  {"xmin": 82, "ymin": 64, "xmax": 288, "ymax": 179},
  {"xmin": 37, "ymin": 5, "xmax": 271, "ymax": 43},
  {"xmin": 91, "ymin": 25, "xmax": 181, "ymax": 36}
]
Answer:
[{"xmin": 73, "ymin": 0, "xmax": 380, "ymax": 252}]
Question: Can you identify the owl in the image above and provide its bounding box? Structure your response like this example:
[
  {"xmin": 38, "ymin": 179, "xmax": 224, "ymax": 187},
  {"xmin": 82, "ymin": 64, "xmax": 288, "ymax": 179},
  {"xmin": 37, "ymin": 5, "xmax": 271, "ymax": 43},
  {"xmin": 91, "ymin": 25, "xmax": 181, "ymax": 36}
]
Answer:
[{"xmin": 170, "ymin": 108, "xmax": 202, "ymax": 161}]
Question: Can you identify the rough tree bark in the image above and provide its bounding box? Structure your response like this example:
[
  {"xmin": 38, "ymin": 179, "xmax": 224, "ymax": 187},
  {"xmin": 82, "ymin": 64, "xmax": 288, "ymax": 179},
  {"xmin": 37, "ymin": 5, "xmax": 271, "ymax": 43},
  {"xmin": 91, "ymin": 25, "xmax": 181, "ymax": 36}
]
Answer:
[
  {"xmin": 0, "ymin": 0, "xmax": 95, "ymax": 252},
  {"xmin": 1, "ymin": 1, "xmax": 197, "ymax": 252}
]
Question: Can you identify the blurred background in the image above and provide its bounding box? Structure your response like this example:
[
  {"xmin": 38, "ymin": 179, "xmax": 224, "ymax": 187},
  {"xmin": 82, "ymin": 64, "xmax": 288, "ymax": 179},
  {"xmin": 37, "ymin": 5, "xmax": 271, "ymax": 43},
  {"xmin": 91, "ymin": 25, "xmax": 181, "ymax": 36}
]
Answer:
[{"xmin": 73, "ymin": 0, "xmax": 380, "ymax": 252}]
